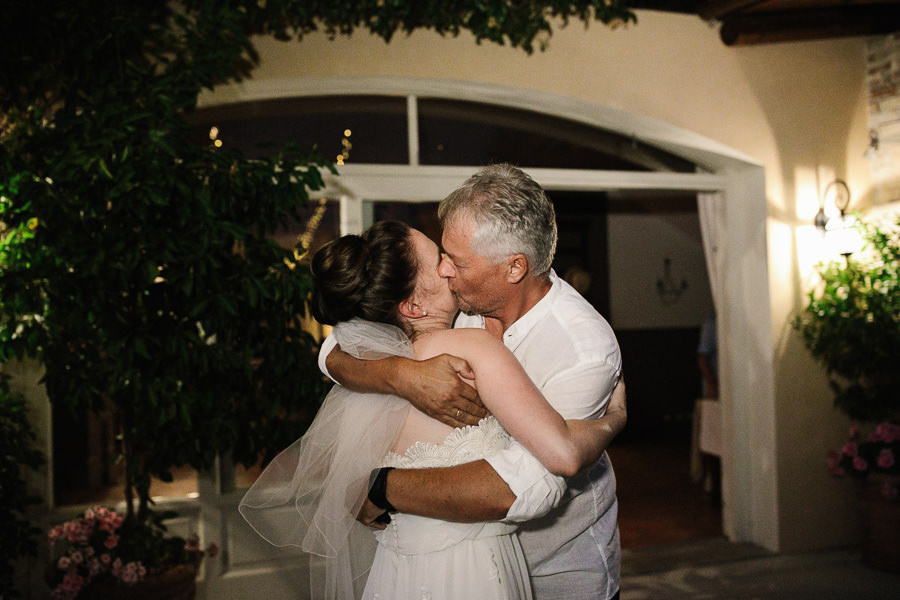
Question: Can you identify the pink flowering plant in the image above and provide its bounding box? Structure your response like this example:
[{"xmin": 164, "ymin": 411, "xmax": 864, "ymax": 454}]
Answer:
[
  {"xmin": 828, "ymin": 423, "xmax": 900, "ymax": 499},
  {"xmin": 47, "ymin": 505, "xmax": 217, "ymax": 600}
]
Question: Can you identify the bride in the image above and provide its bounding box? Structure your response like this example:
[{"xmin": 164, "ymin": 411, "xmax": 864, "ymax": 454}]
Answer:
[{"xmin": 241, "ymin": 220, "xmax": 623, "ymax": 600}]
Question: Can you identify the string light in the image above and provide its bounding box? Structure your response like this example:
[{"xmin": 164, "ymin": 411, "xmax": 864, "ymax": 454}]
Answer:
[
  {"xmin": 336, "ymin": 128, "xmax": 352, "ymax": 165},
  {"xmin": 209, "ymin": 126, "xmax": 223, "ymax": 149},
  {"xmin": 283, "ymin": 199, "xmax": 329, "ymax": 269},
  {"xmin": 296, "ymin": 199, "xmax": 328, "ymax": 257}
]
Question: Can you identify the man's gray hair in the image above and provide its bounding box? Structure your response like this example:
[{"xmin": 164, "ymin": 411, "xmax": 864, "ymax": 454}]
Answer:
[{"xmin": 438, "ymin": 164, "xmax": 558, "ymax": 276}]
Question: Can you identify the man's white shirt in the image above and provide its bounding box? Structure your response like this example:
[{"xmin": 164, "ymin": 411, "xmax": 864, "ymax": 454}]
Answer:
[{"xmin": 459, "ymin": 272, "xmax": 621, "ymax": 522}]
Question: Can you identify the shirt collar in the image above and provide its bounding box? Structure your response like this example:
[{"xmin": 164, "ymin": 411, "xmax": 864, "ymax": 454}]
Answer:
[{"xmin": 502, "ymin": 270, "xmax": 560, "ymax": 351}]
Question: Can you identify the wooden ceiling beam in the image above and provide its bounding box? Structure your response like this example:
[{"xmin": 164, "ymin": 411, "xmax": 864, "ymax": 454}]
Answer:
[
  {"xmin": 696, "ymin": 0, "xmax": 771, "ymax": 20},
  {"xmin": 719, "ymin": 5, "xmax": 900, "ymax": 46}
]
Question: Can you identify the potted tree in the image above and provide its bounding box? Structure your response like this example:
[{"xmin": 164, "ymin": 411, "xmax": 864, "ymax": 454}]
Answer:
[
  {"xmin": 794, "ymin": 215, "xmax": 900, "ymax": 572},
  {"xmin": 0, "ymin": 2, "xmax": 335, "ymax": 597}
]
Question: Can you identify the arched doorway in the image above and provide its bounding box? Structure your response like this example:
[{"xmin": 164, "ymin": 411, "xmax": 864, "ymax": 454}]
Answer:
[{"xmin": 196, "ymin": 77, "xmax": 776, "ymax": 550}]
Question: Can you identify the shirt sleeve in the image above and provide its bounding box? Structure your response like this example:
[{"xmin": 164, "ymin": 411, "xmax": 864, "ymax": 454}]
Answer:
[
  {"xmin": 317, "ymin": 332, "xmax": 338, "ymax": 382},
  {"xmin": 541, "ymin": 359, "xmax": 622, "ymax": 420},
  {"xmin": 485, "ymin": 440, "xmax": 567, "ymax": 522}
]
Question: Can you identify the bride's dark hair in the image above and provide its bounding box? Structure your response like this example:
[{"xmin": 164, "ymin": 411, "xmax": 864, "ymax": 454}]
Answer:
[{"xmin": 311, "ymin": 220, "xmax": 417, "ymax": 333}]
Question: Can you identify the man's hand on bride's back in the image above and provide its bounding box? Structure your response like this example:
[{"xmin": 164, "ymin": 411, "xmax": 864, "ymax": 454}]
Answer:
[
  {"xmin": 396, "ymin": 354, "xmax": 488, "ymax": 428},
  {"xmin": 357, "ymin": 498, "xmax": 389, "ymax": 530}
]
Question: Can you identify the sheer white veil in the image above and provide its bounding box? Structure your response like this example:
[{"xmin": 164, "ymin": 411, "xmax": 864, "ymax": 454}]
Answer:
[{"xmin": 239, "ymin": 319, "xmax": 412, "ymax": 599}]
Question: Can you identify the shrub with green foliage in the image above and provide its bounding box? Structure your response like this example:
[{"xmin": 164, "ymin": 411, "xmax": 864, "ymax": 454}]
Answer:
[
  {"xmin": 0, "ymin": 380, "xmax": 44, "ymax": 599},
  {"xmin": 794, "ymin": 217, "xmax": 900, "ymax": 423},
  {"xmin": 0, "ymin": 0, "xmax": 340, "ymax": 528}
]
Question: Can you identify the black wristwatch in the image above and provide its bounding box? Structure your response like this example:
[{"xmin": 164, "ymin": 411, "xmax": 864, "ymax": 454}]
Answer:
[{"xmin": 368, "ymin": 466, "xmax": 397, "ymax": 513}]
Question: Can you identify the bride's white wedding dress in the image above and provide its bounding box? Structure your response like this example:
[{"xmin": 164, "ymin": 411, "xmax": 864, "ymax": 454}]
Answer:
[
  {"xmin": 240, "ymin": 320, "xmax": 532, "ymax": 600},
  {"xmin": 362, "ymin": 417, "xmax": 532, "ymax": 600}
]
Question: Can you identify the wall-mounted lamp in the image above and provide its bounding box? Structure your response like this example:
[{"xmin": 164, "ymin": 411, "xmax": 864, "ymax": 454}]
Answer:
[
  {"xmin": 657, "ymin": 257, "xmax": 687, "ymax": 305},
  {"xmin": 814, "ymin": 179, "xmax": 851, "ymax": 233},
  {"xmin": 815, "ymin": 179, "xmax": 862, "ymax": 257}
]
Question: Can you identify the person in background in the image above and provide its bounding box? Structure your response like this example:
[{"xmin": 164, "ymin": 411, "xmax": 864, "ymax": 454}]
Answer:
[
  {"xmin": 697, "ymin": 315, "xmax": 718, "ymax": 400},
  {"xmin": 563, "ymin": 264, "xmax": 591, "ymax": 297},
  {"xmin": 692, "ymin": 314, "xmax": 721, "ymax": 501}
]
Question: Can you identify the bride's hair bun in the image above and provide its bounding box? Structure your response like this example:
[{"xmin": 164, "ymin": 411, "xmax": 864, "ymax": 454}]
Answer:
[{"xmin": 311, "ymin": 220, "xmax": 417, "ymax": 331}]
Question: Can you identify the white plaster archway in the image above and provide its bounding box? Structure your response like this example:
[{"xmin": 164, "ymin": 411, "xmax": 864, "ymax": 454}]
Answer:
[{"xmin": 198, "ymin": 76, "xmax": 778, "ymax": 551}]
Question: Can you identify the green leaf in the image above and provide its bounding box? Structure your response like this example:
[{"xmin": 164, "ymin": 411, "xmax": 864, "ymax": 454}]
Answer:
[
  {"xmin": 98, "ymin": 158, "xmax": 113, "ymax": 179},
  {"xmin": 134, "ymin": 338, "xmax": 149, "ymax": 359}
]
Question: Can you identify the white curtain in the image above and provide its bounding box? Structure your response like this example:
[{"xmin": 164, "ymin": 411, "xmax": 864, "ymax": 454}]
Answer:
[
  {"xmin": 697, "ymin": 192, "xmax": 725, "ymax": 312},
  {"xmin": 692, "ymin": 191, "xmax": 726, "ymax": 481}
]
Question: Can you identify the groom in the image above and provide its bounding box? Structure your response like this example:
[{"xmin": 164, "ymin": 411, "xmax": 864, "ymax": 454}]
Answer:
[{"xmin": 320, "ymin": 163, "xmax": 626, "ymax": 600}]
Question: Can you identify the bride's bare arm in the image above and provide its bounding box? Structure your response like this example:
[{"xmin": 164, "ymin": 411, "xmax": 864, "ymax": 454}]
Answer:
[
  {"xmin": 440, "ymin": 330, "xmax": 625, "ymax": 477},
  {"xmin": 325, "ymin": 345, "xmax": 488, "ymax": 427},
  {"xmin": 564, "ymin": 379, "xmax": 626, "ymax": 466}
]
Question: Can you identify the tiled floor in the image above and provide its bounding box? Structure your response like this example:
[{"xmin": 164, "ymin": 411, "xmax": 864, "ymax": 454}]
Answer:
[
  {"xmin": 613, "ymin": 440, "xmax": 900, "ymax": 599},
  {"xmin": 621, "ymin": 541, "xmax": 900, "ymax": 599},
  {"xmin": 609, "ymin": 440, "xmax": 723, "ymax": 550}
]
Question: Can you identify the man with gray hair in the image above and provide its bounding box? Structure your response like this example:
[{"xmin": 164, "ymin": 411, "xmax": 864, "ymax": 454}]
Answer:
[{"xmin": 322, "ymin": 163, "xmax": 626, "ymax": 599}]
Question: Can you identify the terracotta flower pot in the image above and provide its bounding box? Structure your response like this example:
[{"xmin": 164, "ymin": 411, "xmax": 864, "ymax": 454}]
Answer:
[{"xmin": 857, "ymin": 474, "xmax": 900, "ymax": 573}]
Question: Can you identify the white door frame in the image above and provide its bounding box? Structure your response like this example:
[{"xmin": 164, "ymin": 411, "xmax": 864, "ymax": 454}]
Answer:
[{"xmin": 316, "ymin": 160, "xmax": 776, "ymax": 553}]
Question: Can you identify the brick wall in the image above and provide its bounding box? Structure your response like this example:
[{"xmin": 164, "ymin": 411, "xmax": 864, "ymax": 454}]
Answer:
[{"xmin": 866, "ymin": 33, "xmax": 900, "ymax": 204}]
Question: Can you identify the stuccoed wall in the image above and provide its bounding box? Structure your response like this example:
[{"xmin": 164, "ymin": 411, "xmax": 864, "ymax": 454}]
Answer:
[{"xmin": 227, "ymin": 10, "xmax": 872, "ymax": 552}]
